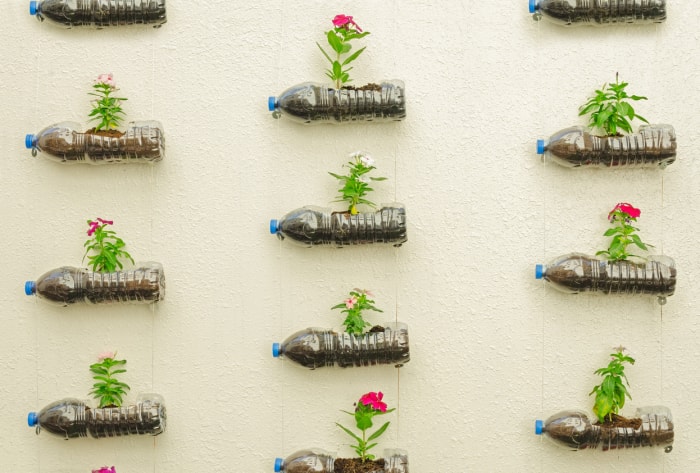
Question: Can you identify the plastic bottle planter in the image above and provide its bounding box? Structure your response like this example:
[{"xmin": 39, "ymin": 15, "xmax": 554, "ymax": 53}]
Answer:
[
  {"xmin": 25, "ymin": 262, "xmax": 165, "ymax": 306},
  {"xmin": 535, "ymin": 407, "xmax": 673, "ymax": 453},
  {"xmin": 29, "ymin": 0, "xmax": 167, "ymax": 28},
  {"xmin": 268, "ymin": 80, "xmax": 406, "ymax": 125},
  {"xmin": 28, "ymin": 394, "xmax": 166, "ymax": 440},
  {"xmin": 535, "ymin": 253, "xmax": 676, "ymax": 305},
  {"xmin": 529, "ymin": 0, "xmax": 666, "ymax": 26},
  {"xmin": 273, "ymin": 322, "xmax": 410, "ymax": 370},
  {"xmin": 537, "ymin": 125, "xmax": 676, "ymax": 169},
  {"xmin": 274, "ymin": 448, "xmax": 409, "ymax": 473},
  {"xmin": 270, "ymin": 204, "xmax": 407, "ymax": 248},
  {"xmin": 26, "ymin": 121, "xmax": 164, "ymax": 164}
]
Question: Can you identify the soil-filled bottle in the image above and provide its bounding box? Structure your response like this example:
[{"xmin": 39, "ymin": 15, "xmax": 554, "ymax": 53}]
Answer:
[
  {"xmin": 29, "ymin": 0, "xmax": 167, "ymax": 28},
  {"xmin": 535, "ymin": 253, "xmax": 676, "ymax": 304},
  {"xmin": 535, "ymin": 407, "xmax": 673, "ymax": 452},
  {"xmin": 26, "ymin": 121, "xmax": 164, "ymax": 164},
  {"xmin": 25, "ymin": 262, "xmax": 165, "ymax": 306},
  {"xmin": 529, "ymin": 0, "xmax": 666, "ymax": 26},
  {"xmin": 28, "ymin": 394, "xmax": 166, "ymax": 439},
  {"xmin": 274, "ymin": 448, "xmax": 409, "ymax": 473},
  {"xmin": 268, "ymin": 80, "xmax": 406, "ymax": 124},
  {"xmin": 537, "ymin": 125, "xmax": 676, "ymax": 169},
  {"xmin": 270, "ymin": 204, "xmax": 407, "ymax": 248},
  {"xmin": 273, "ymin": 323, "xmax": 410, "ymax": 369}
]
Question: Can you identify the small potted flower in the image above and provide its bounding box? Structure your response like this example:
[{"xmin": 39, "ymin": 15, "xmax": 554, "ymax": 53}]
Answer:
[
  {"xmin": 25, "ymin": 218, "xmax": 165, "ymax": 306},
  {"xmin": 268, "ymin": 15, "xmax": 406, "ymax": 124},
  {"xmin": 26, "ymin": 74, "xmax": 164, "ymax": 164},
  {"xmin": 535, "ymin": 203, "xmax": 676, "ymax": 304},
  {"xmin": 270, "ymin": 151, "xmax": 407, "ymax": 247},
  {"xmin": 528, "ymin": 0, "xmax": 667, "ymax": 27},
  {"xmin": 275, "ymin": 391, "xmax": 409, "ymax": 472},
  {"xmin": 273, "ymin": 289, "xmax": 410, "ymax": 369},
  {"xmin": 536, "ymin": 347, "xmax": 673, "ymax": 453},
  {"xmin": 28, "ymin": 351, "xmax": 166, "ymax": 440},
  {"xmin": 29, "ymin": 0, "xmax": 166, "ymax": 28},
  {"xmin": 536, "ymin": 75, "xmax": 675, "ymax": 168}
]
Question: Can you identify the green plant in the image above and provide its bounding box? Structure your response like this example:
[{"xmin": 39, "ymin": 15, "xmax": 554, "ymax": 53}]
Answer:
[
  {"xmin": 596, "ymin": 203, "xmax": 653, "ymax": 262},
  {"xmin": 83, "ymin": 218, "xmax": 135, "ymax": 272},
  {"xmin": 317, "ymin": 14, "xmax": 370, "ymax": 89},
  {"xmin": 329, "ymin": 151, "xmax": 387, "ymax": 215},
  {"xmin": 89, "ymin": 73, "xmax": 127, "ymax": 131},
  {"xmin": 590, "ymin": 347, "xmax": 635, "ymax": 423},
  {"xmin": 89, "ymin": 351, "xmax": 131, "ymax": 408},
  {"xmin": 578, "ymin": 73, "xmax": 648, "ymax": 136},
  {"xmin": 336, "ymin": 391, "xmax": 395, "ymax": 462},
  {"xmin": 332, "ymin": 288, "xmax": 383, "ymax": 335}
]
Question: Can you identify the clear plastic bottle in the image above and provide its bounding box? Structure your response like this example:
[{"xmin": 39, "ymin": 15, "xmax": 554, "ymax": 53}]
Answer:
[
  {"xmin": 535, "ymin": 407, "xmax": 673, "ymax": 453},
  {"xmin": 25, "ymin": 262, "xmax": 165, "ymax": 306},
  {"xmin": 27, "ymin": 394, "xmax": 166, "ymax": 440},
  {"xmin": 29, "ymin": 0, "xmax": 167, "ymax": 28},
  {"xmin": 274, "ymin": 448, "xmax": 409, "ymax": 473},
  {"xmin": 270, "ymin": 204, "xmax": 407, "ymax": 248},
  {"xmin": 268, "ymin": 80, "xmax": 406, "ymax": 124},
  {"xmin": 535, "ymin": 253, "xmax": 676, "ymax": 304},
  {"xmin": 537, "ymin": 125, "xmax": 676, "ymax": 169},
  {"xmin": 25, "ymin": 121, "xmax": 165, "ymax": 164},
  {"xmin": 273, "ymin": 322, "xmax": 410, "ymax": 369},
  {"xmin": 529, "ymin": 0, "xmax": 666, "ymax": 26}
]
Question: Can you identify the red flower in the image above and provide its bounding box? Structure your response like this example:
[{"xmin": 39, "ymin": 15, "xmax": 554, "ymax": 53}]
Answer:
[
  {"xmin": 359, "ymin": 391, "xmax": 387, "ymax": 412},
  {"xmin": 608, "ymin": 202, "xmax": 641, "ymax": 221},
  {"xmin": 87, "ymin": 217, "xmax": 113, "ymax": 236},
  {"xmin": 332, "ymin": 14, "xmax": 362, "ymax": 32}
]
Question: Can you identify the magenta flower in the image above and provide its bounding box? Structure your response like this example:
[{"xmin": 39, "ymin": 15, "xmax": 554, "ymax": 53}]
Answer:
[
  {"xmin": 95, "ymin": 73, "xmax": 116, "ymax": 89},
  {"xmin": 87, "ymin": 218, "xmax": 112, "ymax": 236},
  {"xmin": 92, "ymin": 467, "xmax": 116, "ymax": 473},
  {"xmin": 332, "ymin": 14, "xmax": 362, "ymax": 32},
  {"xmin": 97, "ymin": 351, "xmax": 115, "ymax": 362},
  {"xmin": 344, "ymin": 297, "xmax": 357, "ymax": 309},
  {"xmin": 359, "ymin": 391, "xmax": 387, "ymax": 412},
  {"xmin": 608, "ymin": 202, "xmax": 641, "ymax": 221}
]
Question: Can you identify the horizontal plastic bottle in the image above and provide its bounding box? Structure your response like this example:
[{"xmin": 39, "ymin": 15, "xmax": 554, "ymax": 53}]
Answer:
[
  {"xmin": 29, "ymin": 0, "xmax": 167, "ymax": 28},
  {"xmin": 270, "ymin": 204, "xmax": 407, "ymax": 248},
  {"xmin": 535, "ymin": 253, "xmax": 676, "ymax": 304},
  {"xmin": 535, "ymin": 407, "xmax": 673, "ymax": 453},
  {"xmin": 529, "ymin": 0, "xmax": 666, "ymax": 26},
  {"xmin": 268, "ymin": 80, "xmax": 406, "ymax": 124},
  {"xmin": 26, "ymin": 121, "xmax": 164, "ymax": 164},
  {"xmin": 28, "ymin": 394, "xmax": 166, "ymax": 439},
  {"xmin": 25, "ymin": 262, "xmax": 165, "ymax": 306},
  {"xmin": 274, "ymin": 448, "xmax": 409, "ymax": 473},
  {"xmin": 537, "ymin": 125, "xmax": 676, "ymax": 169},
  {"xmin": 273, "ymin": 322, "xmax": 410, "ymax": 369}
]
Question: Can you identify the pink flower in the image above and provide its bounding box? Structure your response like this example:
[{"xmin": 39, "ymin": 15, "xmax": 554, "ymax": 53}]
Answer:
[
  {"xmin": 97, "ymin": 218, "xmax": 113, "ymax": 225},
  {"xmin": 87, "ymin": 218, "xmax": 112, "ymax": 236},
  {"xmin": 97, "ymin": 351, "xmax": 115, "ymax": 362},
  {"xmin": 353, "ymin": 288, "xmax": 374, "ymax": 297},
  {"xmin": 95, "ymin": 73, "xmax": 116, "ymax": 88},
  {"xmin": 332, "ymin": 14, "xmax": 362, "ymax": 32},
  {"xmin": 344, "ymin": 297, "xmax": 358, "ymax": 309},
  {"xmin": 92, "ymin": 467, "xmax": 116, "ymax": 473},
  {"xmin": 608, "ymin": 202, "xmax": 641, "ymax": 221},
  {"xmin": 359, "ymin": 391, "xmax": 387, "ymax": 412}
]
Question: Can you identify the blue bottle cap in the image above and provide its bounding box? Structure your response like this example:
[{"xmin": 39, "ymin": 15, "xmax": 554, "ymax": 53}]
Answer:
[
  {"xmin": 29, "ymin": 1, "xmax": 38, "ymax": 15},
  {"xmin": 28, "ymin": 412, "xmax": 38, "ymax": 427},
  {"xmin": 25, "ymin": 281, "xmax": 36, "ymax": 296},
  {"xmin": 535, "ymin": 419, "xmax": 544, "ymax": 434},
  {"xmin": 535, "ymin": 264, "xmax": 544, "ymax": 279},
  {"xmin": 270, "ymin": 219, "xmax": 279, "ymax": 234},
  {"xmin": 25, "ymin": 134, "xmax": 36, "ymax": 149},
  {"xmin": 529, "ymin": 0, "xmax": 537, "ymax": 13},
  {"xmin": 536, "ymin": 139, "xmax": 545, "ymax": 154},
  {"xmin": 268, "ymin": 97, "xmax": 278, "ymax": 112},
  {"xmin": 272, "ymin": 343, "xmax": 280, "ymax": 357},
  {"xmin": 274, "ymin": 458, "xmax": 283, "ymax": 472}
]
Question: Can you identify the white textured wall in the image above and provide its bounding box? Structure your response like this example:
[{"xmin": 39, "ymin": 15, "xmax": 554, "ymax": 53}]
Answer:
[{"xmin": 1, "ymin": 1, "xmax": 697, "ymax": 471}]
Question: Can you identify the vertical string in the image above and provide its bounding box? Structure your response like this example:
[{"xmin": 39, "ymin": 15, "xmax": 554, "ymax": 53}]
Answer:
[
  {"xmin": 150, "ymin": 30, "xmax": 157, "ymax": 473},
  {"xmin": 33, "ymin": 19, "xmax": 42, "ymax": 473},
  {"xmin": 392, "ymin": 0, "xmax": 401, "ymax": 451}
]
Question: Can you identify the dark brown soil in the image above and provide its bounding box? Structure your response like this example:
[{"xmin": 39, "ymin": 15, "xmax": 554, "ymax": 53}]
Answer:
[
  {"xmin": 595, "ymin": 413, "xmax": 642, "ymax": 429},
  {"xmin": 85, "ymin": 128, "xmax": 125, "ymax": 137},
  {"xmin": 334, "ymin": 457, "xmax": 385, "ymax": 473},
  {"xmin": 368, "ymin": 325, "xmax": 385, "ymax": 333},
  {"xmin": 341, "ymin": 83, "xmax": 382, "ymax": 91}
]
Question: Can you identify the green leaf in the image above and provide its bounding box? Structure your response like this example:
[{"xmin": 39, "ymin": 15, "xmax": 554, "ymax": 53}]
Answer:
[
  {"xmin": 341, "ymin": 46, "xmax": 366, "ymax": 66},
  {"xmin": 367, "ymin": 421, "xmax": 391, "ymax": 441},
  {"xmin": 327, "ymin": 31, "xmax": 343, "ymax": 53},
  {"xmin": 332, "ymin": 61, "xmax": 342, "ymax": 78},
  {"xmin": 336, "ymin": 423, "xmax": 363, "ymax": 443},
  {"xmin": 316, "ymin": 43, "xmax": 333, "ymax": 64}
]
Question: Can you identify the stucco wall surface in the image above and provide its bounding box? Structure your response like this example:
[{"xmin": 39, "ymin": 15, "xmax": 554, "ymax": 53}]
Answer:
[{"xmin": 0, "ymin": 0, "xmax": 697, "ymax": 471}]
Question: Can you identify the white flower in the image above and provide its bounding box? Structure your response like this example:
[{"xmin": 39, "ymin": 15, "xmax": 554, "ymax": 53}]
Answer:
[{"xmin": 359, "ymin": 153, "xmax": 374, "ymax": 167}]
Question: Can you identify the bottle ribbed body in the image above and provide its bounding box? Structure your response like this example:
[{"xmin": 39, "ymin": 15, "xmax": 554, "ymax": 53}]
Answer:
[
  {"xmin": 34, "ymin": 0, "xmax": 167, "ymax": 28},
  {"xmin": 537, "ymin": 253, "xmax": 676, "ymax": 302},
  {"xmin": 273, "ymin": 204, "xmax": 407, "ymax": 247},
  {"xmin": 30, "ymin": 262, "xmax": 165, "ymax": 305},
  {"xmin": 275, "ymin": 449, "xmax": 409, "ymax": 473},
  {"xmin": 276, "ymin": 323, "xmax": 410, "ymax": 369},
  {"xmin": 542, "ymin": 125, "xmax": 676, "ymax": 168},
  {"xmin": 539, "ymin": 408, "xmax": 673, "ymax": 452},
  {"xmin": 29, "ymin": 121, "xmax": 164, "ymax": 164},
  {"xmin": 271, "ymin": 81, "xmax": 406, "ymax": 124},
  {"xmin": 30, "ymin": 395, "xmax": 166, "ymax": 440},
  {"xmin": 532, "ymin": 0, "xmax": 666, "ymax": 26}
]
